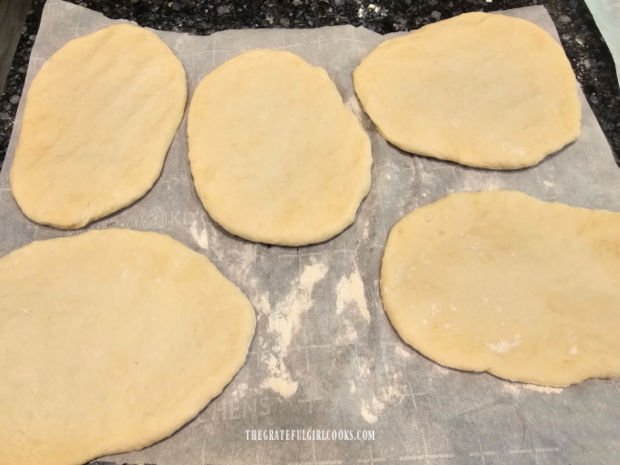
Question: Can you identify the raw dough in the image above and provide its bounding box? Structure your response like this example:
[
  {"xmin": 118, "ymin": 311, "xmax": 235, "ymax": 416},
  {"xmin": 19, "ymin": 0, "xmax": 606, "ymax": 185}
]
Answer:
[
  {"xmin": 187, "ymin": 49, "xmax": 372, "ymax": 246},
  {"xmin": 381, "ymin": 191, "xmax": 620, "ymax": 387},
  {"xmin": 0, "ymin": 229, "xmax": 255, "ymax": 465},
  {"xmin": 353, "ymin": 12, "xmax": 581, "ymax": 169},
  {"xmin": 10, "ymin": 24, "xmax": 186, "ymax": 229}
]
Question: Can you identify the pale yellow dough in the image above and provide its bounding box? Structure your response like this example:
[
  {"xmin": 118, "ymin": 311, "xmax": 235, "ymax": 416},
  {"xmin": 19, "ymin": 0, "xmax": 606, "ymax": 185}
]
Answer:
[
  {"xmin": 381, "ymin": 191, "xmax": 620, "ymax": 387},
  {"xmin": 187, "ymin": 49, "xmax": 372, "ymax": 246},
  {"xmin": 10, "ymin": 24, "xmax": 187, "ymax": 229},
  {"xmin": 0, "ymin": 229, "xmax": 255, "ymax": 465},
  {"xmin": 354, "ymin": 12, "xmax": 581, "ymax": 169}
]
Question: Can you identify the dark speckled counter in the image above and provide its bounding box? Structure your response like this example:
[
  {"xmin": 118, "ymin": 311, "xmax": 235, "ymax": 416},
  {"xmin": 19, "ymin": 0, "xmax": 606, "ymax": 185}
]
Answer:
[{"xmin": 1, "ymin": 0, "xmax": 618, "ymax": 167}]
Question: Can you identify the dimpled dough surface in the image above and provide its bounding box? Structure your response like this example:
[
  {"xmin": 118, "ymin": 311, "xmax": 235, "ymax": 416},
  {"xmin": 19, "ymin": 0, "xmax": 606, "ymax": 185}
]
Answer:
[
  {"xmin": 353, "ymin": 12, "xmax": 581, "ymax": 169},
  {"xmin": 0, "ymin": 229, "xmax": 255, "ymax": 465},
  {"xmin": 10, "ymin": 24, "xmax": 187, "ymax": 229},
  {"xmin": 187, "ymin": 49, "xmax": 372, "ymax": 246},
  {"xmin": 381, "ymin": 191, "xmax": 620, "ymax": 387}
]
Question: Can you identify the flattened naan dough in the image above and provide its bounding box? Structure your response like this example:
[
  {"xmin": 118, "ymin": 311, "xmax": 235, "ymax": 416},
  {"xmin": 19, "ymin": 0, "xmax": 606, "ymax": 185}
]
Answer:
[
  {"xmin": 0, "ymin": 229, "xmax": 255, "ymax": 465},
  {"xmin": 187, "ymin": 49, "xmax": 372, "ymax": 246},
  {"xmin": 381, "ymin": 191, "xmax": 620, "ymax": 387},
  {"xmin": 354, "ymin": 12, "xmax": 581, "ymax": 169},
  {"xmin": 10, "ymin": 24, "xmax": 187, "ymax": 229}
]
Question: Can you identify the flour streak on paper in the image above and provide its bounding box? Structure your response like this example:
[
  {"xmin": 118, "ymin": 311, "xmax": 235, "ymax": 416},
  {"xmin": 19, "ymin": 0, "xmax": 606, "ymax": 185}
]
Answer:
[
  {"xmin": 523, "ymin": 384, "xmax": 564, "ymax": 394},
  {"xmin": 189, "ymin": 220, "xmax": 209, "ymax": 249},
  {"xmin": 357, "ymin": 371, "xmax": 406, "ymax": 424},
  {"xmin": 336, "ymin": 264, "xmax": 370, "ymax": 322},
  {"xmin": 351, "ymin": 352, "xmax": 407, "ymax": 424},
  {"xmin": 432, "ymin": 364, "xmax": 450, "ymax": 376},
  {"xmin": 394, "ymin": 344, "xmax": 412, "ymax": 359},
  {"xmin": 501, "ymin": 382, "xmax": 564, "ymax": 395},
  {"xmin": 229, "ymin": 382, "xmax": 249, "ymax": 400},
  {"xmin": 259, "ymin": 260, "xmax": 328, "ymax": 398},
  {"xmin": 336, "ymin": 318, "xmax": 358, "ymax": 344},
  {"xmin": 208, "ymin": 230, "xmax": 257, "ymax": 284}
]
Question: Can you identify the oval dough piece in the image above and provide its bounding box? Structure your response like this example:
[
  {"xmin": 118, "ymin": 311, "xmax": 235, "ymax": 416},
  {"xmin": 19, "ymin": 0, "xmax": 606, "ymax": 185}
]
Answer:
[
  {"xmin": 381, "ymin": 191, "xmax": 620, "ymax": 387},
  {"xmin": 187, "ymin": 49, "xmax": 372, "ymax": 246},
  {"xmin": 354, "ymin": 12, "xmax": 581, "ymax": 169},
  {"xmin": 10, "ymin": 24, "xmax": 187, "ymax": 229},
  {"xmin": 0, "ymin": 229, "xmax": 255, "ymax": 465}
]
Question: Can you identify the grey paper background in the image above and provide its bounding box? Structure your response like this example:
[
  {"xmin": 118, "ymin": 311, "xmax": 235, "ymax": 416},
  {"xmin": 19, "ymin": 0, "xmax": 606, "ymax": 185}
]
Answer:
[{"xmin": 1, "ymin": 1, "xmax": 619, "ymax": 464}]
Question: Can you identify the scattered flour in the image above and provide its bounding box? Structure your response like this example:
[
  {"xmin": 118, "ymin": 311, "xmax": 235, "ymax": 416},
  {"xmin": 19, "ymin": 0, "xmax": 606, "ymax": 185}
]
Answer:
[
  {"xmin": 336, "ymin": 265, "xmax": 370, "ymax": 322},
  {"xmin": 349, "ymin": 380, "xmax": 357, "ymax": 394},
  {"xmin": 394, "ymin": 344, "xmax": 412, "ymax": 359},
  {"xmin": 501, "ymin": 382, "xmax": 521, "ymax": 395},
  {"xmin": 362, "ymin": 219, "xmax": 370, "ymax": 241},
  {"xmin": 360, "ymin": 399, "xmax": 379, "ymax": 423},
  {"xmin": 336, "ymin": 318, "xmax": 358, "ymax": 344},
  {"xmin": 523, "ymin": 384, "xmax": 564, "ymax": 394},
  {"xmin": 432, "ymin": 364, "xmax": 450, "ymax": 376},
  {"xmin": 227, "ymin": 245, "xmax": 258, "ymax": 282},
  {"xmin": 460, "ymin": 175, "xmax": 504, "ymax": 192},
  {"xmin": 189, "ymin": 220, "xmax": 209, "ymax": 249},
  {"xmin": 254, "ymin": 293, "xmax": 271, "ymax": 316},
  {"xmin": 206, "ymin": 227, "xmax": 256, "ymax": 283},
  {"xmin": 354, "ymin": 353, "xmax": 406, "ymax": 424},
  {"xmin": 359, "ymin": 377, "xmax": 406, "ymax": 424},
  {"xmin": 229, "ymin": 382, "xmax": 249, "ymax": 400},
  {"xmin": 261, "ymin": 360, "xmax": 299, "ymax": 399},
  {"xmin": 259, "ymin": 261, "xmax": 328, "ymax": 398},
  {"xmin": 485, "ymin": 334, "xmax": 521, "ymax": 354},
  {"xmin": 502, "ymin": 381, "xmax": 564, "ymax": 395},
  {"xmin": 345, "ymin": 95, "xmax": 364, "ymax": 119},
  {"xmin": 357, "ymin": 354, "xmax": 372, "ymax": 378}
]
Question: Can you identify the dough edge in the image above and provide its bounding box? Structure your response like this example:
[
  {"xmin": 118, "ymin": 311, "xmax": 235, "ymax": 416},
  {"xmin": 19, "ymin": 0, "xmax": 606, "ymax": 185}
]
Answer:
[
  {"xmin": 9, "ymin": 24, "xmax": 187, "ymax": 229},
  {"xmin": 187, "ymin": 48, "xmax": 372, "ymax": 246},
  {"xmin": 0, "ymin": 228, "xmax": 256, "ymax": 465},
  {"xmin": 380, "ymin": 190, "xmax": 620, "ymax": 387},
  {"xmin": 353, "ymin": 12, "xmax": 581, "ymax": 170}
]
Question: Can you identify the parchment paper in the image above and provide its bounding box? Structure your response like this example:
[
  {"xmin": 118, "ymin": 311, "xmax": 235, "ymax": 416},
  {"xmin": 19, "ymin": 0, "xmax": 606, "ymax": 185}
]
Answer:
[{"xmin": 1, "ymin": 1, "xmax": 619, "ymax": 464}]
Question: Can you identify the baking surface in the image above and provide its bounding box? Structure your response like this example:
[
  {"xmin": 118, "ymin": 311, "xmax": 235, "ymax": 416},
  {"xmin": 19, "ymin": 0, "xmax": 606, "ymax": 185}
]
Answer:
[{"xmin": 1, "ymin": 1, "xmax": 619, "ymax": 464}]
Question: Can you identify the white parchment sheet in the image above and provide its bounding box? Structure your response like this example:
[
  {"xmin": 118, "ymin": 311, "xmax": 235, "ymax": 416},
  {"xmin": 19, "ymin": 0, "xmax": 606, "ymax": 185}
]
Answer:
[{"xmin": 1, "ymin": 1, "xmax": 619, "ymax": 464}]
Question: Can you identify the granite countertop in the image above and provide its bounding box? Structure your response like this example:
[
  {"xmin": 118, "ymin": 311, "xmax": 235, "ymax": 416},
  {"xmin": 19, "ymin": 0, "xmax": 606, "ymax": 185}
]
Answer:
[{"xmin": 1, "ymin": 0, "xmax": 618, "ymax": 168}]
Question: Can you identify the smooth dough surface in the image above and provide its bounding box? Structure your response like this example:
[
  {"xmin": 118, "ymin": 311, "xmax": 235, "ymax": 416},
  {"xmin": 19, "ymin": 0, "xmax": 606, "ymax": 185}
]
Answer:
[
  {"xmin": 381, "ymin": 191, "xmax": 620, "ymax": 387},
  {"xmin": 10, "ymin": 24, "xmax": 187, "ymax": 229},
  {"xmin": 0, "ymin": 229, "xmax": 255, "ymax": 465},
  {"xmin": 354, "ymin": 12, "xmax": 581, "ymax": 169},
  {"xmin": 188, "ymin": 49, "xmax": 372, "ymax": 246}
]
